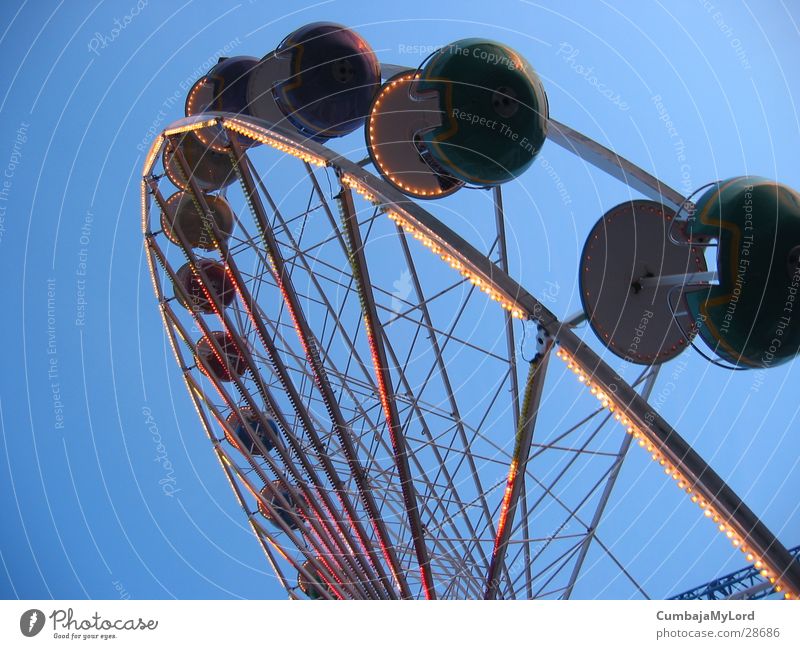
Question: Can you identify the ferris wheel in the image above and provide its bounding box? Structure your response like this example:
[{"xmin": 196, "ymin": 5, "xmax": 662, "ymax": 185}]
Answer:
[{"xmin": 140, "ymin": 22, "xmax": 800, "ymax": 600}]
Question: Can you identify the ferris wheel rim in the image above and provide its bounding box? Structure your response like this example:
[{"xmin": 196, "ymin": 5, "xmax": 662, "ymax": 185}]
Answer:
[{"xmin": 141, "ymin": 110, "xmax": 800, "ymax": 599}]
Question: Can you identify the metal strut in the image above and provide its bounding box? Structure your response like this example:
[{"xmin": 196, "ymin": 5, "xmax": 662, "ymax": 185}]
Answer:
[
  {"xmin": 485, "ymin": 326, "xmax": 553, "ymax": 599},
  {"xmin": 670, "ymin": 545, "xmax": 800, "ymax": 601},
  {"xmin": 337, "ymin": 183, "xmax": 437, "ymax": 599},
  {"xmin": 227, "ymin": 132, "xmax": 413, "ymax": 598}
]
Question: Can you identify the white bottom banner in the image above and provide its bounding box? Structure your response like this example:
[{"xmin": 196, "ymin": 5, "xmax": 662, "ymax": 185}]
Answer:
[{"xmin": 1, "ymin": 600, "xmax": 798, "ymax": 648}]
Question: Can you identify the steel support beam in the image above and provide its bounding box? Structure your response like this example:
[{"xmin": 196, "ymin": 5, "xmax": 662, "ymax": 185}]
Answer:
[
  {"xmin": 338, "ymin": 157, "xmax": 800, "ymax": 597},
  {"xmin": 337, "ymin": 184, "xmax": 437, "ymax": 599},
  {"xmin": 485, "ymin": 336, "xmax": 552, "ymax": 599},
  {"xmin": 492, "ymin": 186, "xmax": 532, "ymax": 597},
  {"xmin": 149, "ymin": 159, "xmax": 386, "ymax": 598},
  {"xmin": 545, "ymin": 118, "xmax": 685, "ymax": 212},
  {"xmin": 562, "ymin": 368, "xmax": 660, "ymax": 599},
  {"xmin": 227, "ymin": 132, "xmax": 412, "ymax": 598}
]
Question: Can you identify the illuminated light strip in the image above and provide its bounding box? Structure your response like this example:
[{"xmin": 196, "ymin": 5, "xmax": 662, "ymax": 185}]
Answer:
[
  {"xmin": 143, "ymin": 240, "xmax": 165, "ymax": 316},
  {"xmin": 140, "ymin": 182, "xmax": 151, "ymax": 236},
  {"xmin": 165, "ymin": 214, "xmax": 379, "ymax": 598},
  {"xmin": 198, "ymin": 410, "xmax": 297, "ymax": 595},
  {"xmin": 485, "ymin": 343, "xmax": 550, "ymax": 598},
  {"xmin": 294, "ymin": 500, "xmax": 371, "ymax": 599},
  {"xmin": 247, "ymin": 481, "xmax": 349, "ymax": 600},
  {"xmin": 185, "ymin": 78, "xmax": 204, "ymax": 115},
  {"xmin": 184, "ymin": 80, "xmax": 223, "ymax": 150},
  {"xmin": 367, "ymin": 73, "xmax": 448, "ymax": 198},
  {"xmin": 145, "ymin": 116, "xmax": 328, "ymax": 173},
  {"xmin": 192, "ymin": 371, "xmax": 353, "ymax": 599},
  {"xmin": 313, "ymin": 553, "xmax": 345, "ymax": 601},
  {"xmin": 226, "ymin": 145, "xmax": 408, "ymax": 599},
  {"xmin": 340, "ymin": 174, "xmax": 529, "ymax": 320},
  {"xmin": 163, "ymin": 119, "xmax": 219, "ymax": 137},
  {"xmin": 142, "ymin": 134, "xmax": 164, "ymax": 181},
  {"xmin": 158, "ymin": 298, "xmax": 299, "ymax": 585},
  {"xmin": 388, "ymin": 209, "xmax": 526, "ymax": 318},
  {"xmin": 224, "ymin": 119, "xmax": 328, "ymax": 167},
  {"xmin": 359, "ymin": 312, "xmax": 436, "ymax": 595},
  {"xmin": 269, "ymin": 256, "xmax": 406, "ymax": 594},
  {"xmin": 493, "ymin": 459, "xmax": 519, "ymax": 555},
  {"xmin": 220, "ymin": 262, "xmax": 391, "ymax": 599},
  {"xmin": 554, "ymin": 347, "xmax": 796, "ymax": 600},
  {"xmin": 338, "ymin": 189, "xmax": 436, "ymax": 600},
  {"xmin": 181, "ymin": 317, "xmax": 348, "ymax": 600},
  {"xmin": 151, "ymin": 260, "xmax": 344, "ymax": 598}
]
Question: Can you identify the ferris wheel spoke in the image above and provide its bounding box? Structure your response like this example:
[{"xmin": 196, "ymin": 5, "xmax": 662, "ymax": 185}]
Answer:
[
  {"xmin": 154, "ymin": 293, "xmax": 371, "ymax": 599},
  {"xmin": 376, "ymin": 331, "xmax": 497, "ymax": 580},
  {"xmin": 529, "ymin": 540, "xmax": 587, "ymax": 600},
  {"xmin": 562, "ymin": 368, "xmax": 660, "ymax": 598},
  {"xmin": 583, "ymin": 535, "xmax": 651, "ymax": 600},
  {"xmin": 506, "ymin": 453, "xmax": 628, "ymax": 594},
  {"xmin": 379, "ymin": 245, "xmax": 499, "ymax": 542},
  {"xmin": 490, "ymin": 185, "xmax": 536, "ymax": 597},
  {"xmin": 485, "ymin": 338, "xmax": 552, "ymax": 599},
  {"xmin": 387, "ymin": 231, "xmax": 515, "ymax": 577},
  {"xmin": 514, "ymin": 417, "xmax": 618, "ymax": 541},
  {"xmin": 340, "ymin": 184, "xmax": 451, "ymax": 598},
  {"xmin": 238, "ymin": 198, "xmax": 424, "ymax": 514},
  {"xmin": 229, "ymin": 135, "xmax": 413, "ymax": 598},
  {"xmin": 155, "ymin": 161, "xmax": 399, "ymax": 599},
  {"xmin": 302, "ymin": 164, "xmax": 505, "ymax": 583},
  {"xmin": 500, "ymin": 457, "xmax": 615, "ymax": 578},
  {"xmin": 381, "ymin": 277, "xmax": 465, "ymax": 327}
]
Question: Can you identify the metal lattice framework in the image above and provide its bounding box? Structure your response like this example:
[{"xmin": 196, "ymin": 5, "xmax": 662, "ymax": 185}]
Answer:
[
  {"xmin": 671, "ymin": 545, "xmax": 800, "ymax": 601},
  {"xmin": 141, "ymin": 102, "xmax": 800, "ymax": 599}
]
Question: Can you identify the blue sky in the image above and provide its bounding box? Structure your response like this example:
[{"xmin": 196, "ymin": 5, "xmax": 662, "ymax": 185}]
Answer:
[{"xmin": 1, "ymin": 0, "xmax": 798, "ymax": 599}]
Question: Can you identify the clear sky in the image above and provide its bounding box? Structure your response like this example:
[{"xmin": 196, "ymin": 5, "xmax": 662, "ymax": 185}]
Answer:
[{"xmin": 1, "ymin": 0, "xmax": 798, "ymax": 599}]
